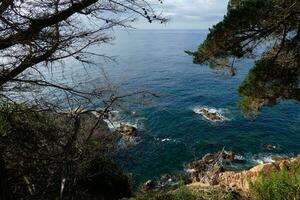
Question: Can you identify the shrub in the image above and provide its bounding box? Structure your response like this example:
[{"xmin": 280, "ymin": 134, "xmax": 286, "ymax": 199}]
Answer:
[
  {"xmin": 0, "ymin": 103, "xmax": 131, "ymax": 199},
  {"xmin": 249, "ymin": 163, "xmax": 300, "ymax": 200},
  {"xmin": 126, "ymin": 186, "xmax": 242, "ymax": 200}
]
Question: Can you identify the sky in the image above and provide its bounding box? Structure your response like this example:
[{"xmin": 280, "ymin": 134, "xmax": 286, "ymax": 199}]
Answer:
[{"xmin": 135, "ymin": 0, "xmax": 229, "ymax": 29}]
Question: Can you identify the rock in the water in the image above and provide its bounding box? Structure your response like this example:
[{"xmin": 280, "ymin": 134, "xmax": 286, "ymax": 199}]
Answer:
[
  {"xmin": 266, "ymin": 144, "xmax": 276, "ymax": 151},
  {"xmin": 199, "ymin": 108, "xmax": 222, "ymax": 121},
  {"xmin": 117, "ymin": 124, "xmax": 137, "ymax": 137}
]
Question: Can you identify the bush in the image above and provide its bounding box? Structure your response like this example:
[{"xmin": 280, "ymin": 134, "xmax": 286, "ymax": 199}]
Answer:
[
  {"xmin": 126, "ymin": 186, "xmax": 242, "ymax": 200},
  {"xmin": 0, "ymin": 103, "xmax": 131, "ymax": 199},
  {"xmin": 249, "ymin": 163, "xmax": 300, "ymax": 200}
]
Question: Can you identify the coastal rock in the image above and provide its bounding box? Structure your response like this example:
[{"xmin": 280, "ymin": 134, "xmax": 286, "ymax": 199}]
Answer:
[
  {"xmin": 79, "ymin": 112, "xmax": 111, "ymax": 136},
  {"xmin": 266, "ymin": 144, "xmax": 276, "ymax": 151},
  {"xmin": 186, "ymin": 151, "xmax": 237, "ymax": 184},
  {"xmin": 117, "ymin": 124, "xmax": 137, "ymax": 137},
  {"xmin": 218, "ymin": 159, "xmax": 293, "ymax": 193},
  {"xmin": 187, "ymin": 152, "xmax": 299, "ymax": 195},
  {"xmin": 198, "ymin": 108, "xmax": 222, "ymax": 121}
]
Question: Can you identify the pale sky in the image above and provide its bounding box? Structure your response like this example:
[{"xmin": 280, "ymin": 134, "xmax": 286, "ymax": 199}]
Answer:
[{"xmin": 135, "ymin": 0, "xmax": 229, "ymax": 29}]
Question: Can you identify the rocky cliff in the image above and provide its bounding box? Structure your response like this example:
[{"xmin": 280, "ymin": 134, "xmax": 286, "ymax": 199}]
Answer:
[{"xmin": 186, "ymin": 151, "xmax": 299, "ymax": 195}]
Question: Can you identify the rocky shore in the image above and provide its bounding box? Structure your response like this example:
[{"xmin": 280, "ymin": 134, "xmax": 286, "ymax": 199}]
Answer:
[
  {"xmin": 185, "ymin": 151, "xmax": 300, "ymax": 195},
  {"xmin": 140, "ymin": 150, "xmax": 299, "ymax": 198}
]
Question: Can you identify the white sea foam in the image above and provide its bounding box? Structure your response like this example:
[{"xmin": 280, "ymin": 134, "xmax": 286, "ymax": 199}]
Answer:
[
  {"xmin": 101, "ymin": 110, "xmax": 140, "ymax": 131},
  {"xmin": 154, "ymin": 137, "xmax": 177, "ymax": 143},
  {"xmin": 234, "ymin": 155, "xmax": 245, "ymax": 161},
  {"xmin": 193, "ymin": 106, "xmax": 230, "ymax": 122},
  {"xmin": 99, "ymin": 110, "xmax": 144, "ymax": 148},
  {"xmin": 117, "ymin": 136, "xmax": 141, "ymax": 148},
  {"xmin": 185, "ymin": 168, "xmax": 196, "ymax": 173},
  {"xmin": 250, "ymin": 154, "xmax": 290, "ymax": 165}
]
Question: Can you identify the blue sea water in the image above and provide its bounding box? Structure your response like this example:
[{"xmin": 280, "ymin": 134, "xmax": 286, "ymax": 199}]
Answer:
[{"xmin": 53, "ymin": 29, "xmax": 300, "ymax": 184}]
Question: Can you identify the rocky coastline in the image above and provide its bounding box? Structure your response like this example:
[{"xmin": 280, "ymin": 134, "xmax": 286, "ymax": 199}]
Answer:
[
  {"xmin": 185, "ymin": 151, "xmax": 299, "ymax": 196},
  {"xmin": 141, "ymin": 150, "xmax": 299, "ymax": 197},
  {"xmin": 81, "ymin": 111, "xmax": 299, "ymax": 198}
]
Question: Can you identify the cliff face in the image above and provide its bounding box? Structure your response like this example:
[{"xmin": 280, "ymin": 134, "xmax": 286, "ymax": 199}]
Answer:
[{"xmin": 186, "ymin": 152, "xmax": 298, "ymax": 195}]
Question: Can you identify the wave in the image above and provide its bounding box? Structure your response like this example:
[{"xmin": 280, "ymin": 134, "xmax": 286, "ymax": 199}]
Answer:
[
  {"xmin": 154, "ymin": 137, "xmax": 179, "ymax": 143},
  {"xmin": 211, "ymin": 153, "xmax": 292, "ymax": 172},
  {"xmin": 250, "ymin": 153, "xmax": 291, "ymax": 165},
  {"xmin": 101, "ymin": 110, "xmax": 141, "ymax": 131},
  {"xmin": 234, "ymin": 153, "xmax": 292, "ymax": 166},
  {"xmin": 117, "ymin": 136, "xmax": 142, "ymax": 148}
]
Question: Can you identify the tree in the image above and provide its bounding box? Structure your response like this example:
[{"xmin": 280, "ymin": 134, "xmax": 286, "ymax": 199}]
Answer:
[
  {"xmin": 0, "ymin": 0, "xmax": 166, "ymax": 101},
  {"xmin": 188, "ymin": 0, "xmax": 300, "ymax": 118},
  {"xmin": 0, "ymin": 1, "xmax": 165, "ymax": 199}
]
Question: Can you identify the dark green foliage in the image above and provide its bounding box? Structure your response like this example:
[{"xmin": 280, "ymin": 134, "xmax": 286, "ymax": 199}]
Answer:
[
  {"xmin": 126, "ymin": 186, "xmax": 243, "ymax": 200},
  {"xmin": 190, "ymin": 0, "xmax": 300, "ymax": 117},
  {"xmin": 140, "ymin": 188, "xmax": 204, "ymax": 200},
  {"xmin": 0, "ymin": 103, "xmax": 131, "ymax": 199},
  {"xmin": 238, "ymin": 56, "xmax": 300, "ymax": 117},
  {"xmin": 249, "ymin": 163, "xmax": 300, "ymax": 200}
]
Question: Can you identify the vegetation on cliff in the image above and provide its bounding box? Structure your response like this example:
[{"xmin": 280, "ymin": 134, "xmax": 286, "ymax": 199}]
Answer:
[
  {"xmin": 250, "ymin": 160, "xmax": 300, "ymax": 200},
  {"xmin": 125, "ymin": 186, "xmax": 243, "ymax": 200}
]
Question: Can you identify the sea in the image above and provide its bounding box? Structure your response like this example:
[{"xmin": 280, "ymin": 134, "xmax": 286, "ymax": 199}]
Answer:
[{"xmin": 42, "ymin": 29, "xmax": 300, "ymax": 185}]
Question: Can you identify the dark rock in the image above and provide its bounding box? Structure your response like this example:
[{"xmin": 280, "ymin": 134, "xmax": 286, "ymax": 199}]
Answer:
[
  {"xmin": 203, "ymin": 153, "xmax": 216, "ymax": 163},
  {"xmin": 117, "ymin": 124, "xmax": 137, "ymax": 137},
  {"xmin": 266, "ymin": 144, "xmax": 278, "ymax": 151},
  {"xmin": 186, "ymin": 151, "xmax": 238, "ymax": 184},
  {"xmin": 79, "ymin": 112, "xmax": 111, "ymax": 136},
  {"xmin": 199, "ymin": 108, "xmax": 222, "ymax": 121}
]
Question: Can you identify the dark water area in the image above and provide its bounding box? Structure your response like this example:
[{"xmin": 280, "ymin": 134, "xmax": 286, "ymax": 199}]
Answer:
[{"xmin": 48, "ymin": 29, "xmax": 300, "ymax": 185}]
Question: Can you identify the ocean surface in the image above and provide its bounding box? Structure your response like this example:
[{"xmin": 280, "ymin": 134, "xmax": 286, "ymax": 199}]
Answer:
[{"xmin": 48, "ymin": 29, "xmax": 300, "ymax": 184}]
